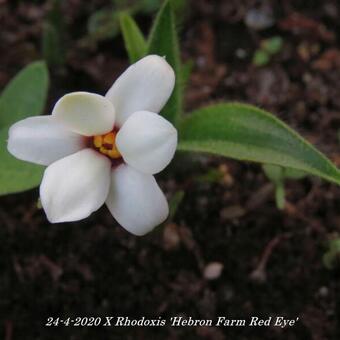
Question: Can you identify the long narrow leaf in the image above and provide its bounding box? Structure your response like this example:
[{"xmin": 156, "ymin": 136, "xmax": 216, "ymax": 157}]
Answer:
[
  {"xmin": 178, "ymin": 103, "xmax": 340, "ymax": 185},
  {"xmin": 0, "ymin": 61, "xmax": 49, "ymax": 195},
  {"xmin": 147, "ymin": 0, "xmax": 181, "ymax": 125},
  {"xmin": 0, "ymin": 61, "xmax": 49, "ymax": 126},
  {"xmin": 0, "ymin": 128, "xmax": 44, "ymax": 195},
  {"xmin": 119, "ymin": 12, "xmax": 147, "ymax": 63}
]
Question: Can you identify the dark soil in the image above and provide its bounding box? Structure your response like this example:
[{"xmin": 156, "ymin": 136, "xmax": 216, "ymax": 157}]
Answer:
[{"xmin": 1, "ymin": 1, "xmax": 340, "ymax": 339}]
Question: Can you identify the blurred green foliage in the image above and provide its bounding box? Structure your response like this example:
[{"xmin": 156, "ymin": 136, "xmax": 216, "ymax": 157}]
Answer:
[
  {"xmin": 0, "ymin": 62, "xmax": 49, "ymax": 195},
  {"xmin": 119, "ymin": 12, "xmax": 147, "ymax": 63},
  {"xmin": 87, "ymin": 0, "xmax": 187, "ymax": 44},
  {"xmin": 42, "ymin": 0, "xmax": 65, "ymax": 66},
  {"xmin": 253, "ymin": 36, "xmax": 283, "ymax": 66},
  {"xmin": 195, "ymin": 169, "xmax": 224, "ymax": 184},
  {"xmin": 323, "ymin": 238, "xmax": 340, "ymax": 269},
  {"xmin": 147, "ymin": 0, "xmax": 182, "ymax": 124},
  {"xmin": 263, "ymin": 164, "xmax": 306, "ymax": 209},
  {"xmin": 168, "ymin": 190, "xmax": 185, "ymax": 220}
]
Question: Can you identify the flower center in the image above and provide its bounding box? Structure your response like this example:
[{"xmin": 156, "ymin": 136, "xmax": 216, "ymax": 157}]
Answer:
[{"xmin": 93, "ymin": 131, "xmax": 121, "ymax": 159}]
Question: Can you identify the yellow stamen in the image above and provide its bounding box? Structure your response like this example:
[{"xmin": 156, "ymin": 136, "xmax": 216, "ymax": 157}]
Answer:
[
  {"xmin": 103, "ymin": 132, "xmax": 115, "ymax": 145},
  {"xmin": 108, "ymin": 148, "xmax": 121, "ymax": 158},
  {"xmin": 93, "ymin": 135, "xmax": 103, "ymax": 148},
  {"xmin": 93, "ymin": 131, "xmax": 121, "ymax": 159},
  {"xmin": 99, "ymin": 146, "xmax": 109, "ymax": 155}
]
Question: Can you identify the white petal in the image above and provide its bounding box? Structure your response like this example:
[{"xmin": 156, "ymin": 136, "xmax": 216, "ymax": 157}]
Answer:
[
  {"xmin": 40, "ymin": 149, "xmax": 111, "ymax": 223},
  {"xmin": 52, "ymin": 92, "xmax": 115, "ymax": 136},
  {"xmin": 116, "ymin": 111, "xmax": 177, "ymax": 174},
  {"xmin": 7, "ymin": 116, "xmax": 86, "ymax": 166},
  {"xmin": 105, "ymin": 55, "xmax": 175, "ymax": 126},
  {"xmin": 106, "ymin": 164, "xmax": 169, "ymax": 235}
]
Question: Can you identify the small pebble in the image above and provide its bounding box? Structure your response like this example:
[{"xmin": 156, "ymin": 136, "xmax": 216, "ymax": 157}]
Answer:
[
  {"xmin": 245, "ymin": 8, "xmax": 274, "ymax": 30},
  {"xmin": 318, "ymin": 286, "xmax": 329, "ymax": 297},
  {"xmin": 220, "ymin": 205, "xmax": 246, "ymax": 220},
  {"xmin": 235, "ymin": 48, "xmax": 247, "ymax": 59},
  {"xmin": 163, "ymin": 223, "xmax": 180, "ymax": 250},
  {"xmin": 204, "ymin": 262, "xmax": 224, "ymax": 280}
]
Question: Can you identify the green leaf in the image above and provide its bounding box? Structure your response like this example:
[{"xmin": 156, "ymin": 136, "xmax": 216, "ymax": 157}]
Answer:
[
  {"xmin": 0, "ymin": 61, "xmax": 49, "ymax": 126},
  {"xmin": 179, "ymin": 60, "xmax": 193, "ymax": 94},
  {"xmin": 263, "ymin": 164, "xmax": 306, "ymax": 210},
  {"xmin": 42, "ymin": 23, "xmax": 65, "ymax": 66},
  {"xmin": 0, "ymin": 128, "xmax": 44, "ymax": 195},
  {"xmin": 263, "ymin": 164, "xmax": 286, "ymax": 209},
  {"xmin": 262, "ymin": 36, "xmax": 283, "ymax": 55},
  {"xmin": 119, "ymin": 12, "xmax": 147, "ymax": 63},
  {"xmin": 263, "ymin": 164, "xmax": 284, "ymax": 184},
  {"xmin": 42, "ymin": 0, "xmax": 65, "ymax": 66},
  {"xmin": 178, "ymin": 103, "xmax": 340, "ymax": 185},
  {"xmin": 253, "ymin": 49, "xmax": 270, "ymax": 66},
  {"xmin": 0, "ymin": 61, "xmax": 49, "ymax": 195},
  {"xmin": 274, "ymin": 182, "xmax": 285, "ymax": 210},
  {"xmin": 87, "ymin": 9, "xmax": 120, "ymax": 42},
  {"xmin": 168, "ymin": 190, "xmax": 184, "ymax": 220},
  {"xmin": 138, "ymin": 0, "xmax": 162, "ymax": 14},
  {"xmin": 263, "ymin": 164, "xmax": 307, "ymax": 183},
  {"xmin": 147, "ymin": 0, "xmax": 181, "ymax": 125},
  {"xmin": 284, "ymin": 167, "xmax": 306, "ymax": 179}
]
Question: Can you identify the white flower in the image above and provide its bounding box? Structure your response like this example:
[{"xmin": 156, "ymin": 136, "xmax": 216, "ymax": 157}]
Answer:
[{"xmin": 7, "ymin": 55, "xmax": 177, "ymax": 236}]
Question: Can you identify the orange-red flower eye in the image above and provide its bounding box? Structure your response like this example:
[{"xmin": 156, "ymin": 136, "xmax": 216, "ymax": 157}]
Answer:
[{"xmin": 93, "ymin": 131, "xmax": 121, "ymax": 159}]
